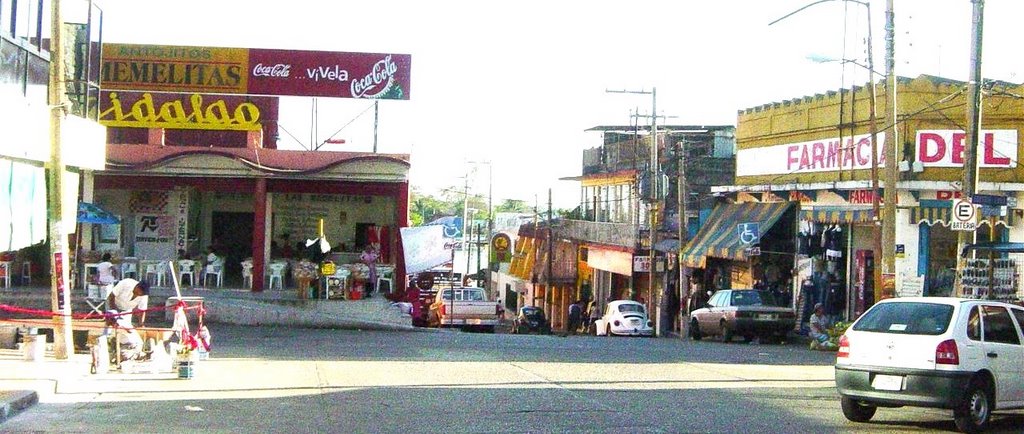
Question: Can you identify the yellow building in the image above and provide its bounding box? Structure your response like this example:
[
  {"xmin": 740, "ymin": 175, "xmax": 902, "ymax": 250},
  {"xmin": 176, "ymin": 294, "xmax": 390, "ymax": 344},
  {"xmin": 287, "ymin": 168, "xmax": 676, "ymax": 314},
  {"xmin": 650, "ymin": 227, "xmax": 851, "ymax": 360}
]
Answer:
[{"xmin": 706, "ymin": 75, "xmax": 1024, "ymax": 320}]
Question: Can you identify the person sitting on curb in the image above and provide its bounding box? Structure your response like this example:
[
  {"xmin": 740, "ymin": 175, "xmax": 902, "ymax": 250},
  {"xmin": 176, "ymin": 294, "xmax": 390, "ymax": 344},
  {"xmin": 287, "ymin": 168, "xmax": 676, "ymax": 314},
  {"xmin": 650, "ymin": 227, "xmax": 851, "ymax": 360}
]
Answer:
[{"xmin": 808, "ymin": 303, "xmax": 834, "ymax": 350}]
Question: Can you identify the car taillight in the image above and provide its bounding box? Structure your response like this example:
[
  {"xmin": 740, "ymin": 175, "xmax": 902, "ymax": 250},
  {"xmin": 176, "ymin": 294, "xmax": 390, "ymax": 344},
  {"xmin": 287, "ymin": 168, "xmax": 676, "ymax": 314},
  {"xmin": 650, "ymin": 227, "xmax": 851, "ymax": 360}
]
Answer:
[
  {"xmin": 936, "ymin": 339, "xmax": 960, "ymax": 365},
  {"xmin": 836, "ymin": 334, "xmax": 850, "ymax": 358},
  {"xmin": 496, "ymin": 305, "xmax": 502, "ymax": 315},
  {"xmin": 439, "ymin": 304, "xmax": 446, "ymax": 316},
  {"xmin": 647, "ymin": 320, "xmax": 653, "ymax": 327},
  {"xmin": 614, "ymin": 320, "xmax": 621, "ymax": 326},
  {"xmin": 735, "ymin": 311, "xmax": 751, "ymax": 318}
]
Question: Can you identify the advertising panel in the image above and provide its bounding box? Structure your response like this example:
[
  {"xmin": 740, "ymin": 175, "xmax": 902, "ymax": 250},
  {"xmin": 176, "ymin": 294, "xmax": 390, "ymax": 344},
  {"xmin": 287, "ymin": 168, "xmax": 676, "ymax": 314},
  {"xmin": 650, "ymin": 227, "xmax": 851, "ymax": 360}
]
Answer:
[
  {"xmin": 101, "ymin": 43, "xmax": 412, "ymax": 100},
  {"xmin": 915, "ymin": 129, "xmax": 1017, "ymax": 168},
  {"xmin": 98, "ymin": 90, "xmax": 272, "ymax": 131},
  {"xmin": 736, "ymin": 133, "xmax": 886, "ymax": 177}
]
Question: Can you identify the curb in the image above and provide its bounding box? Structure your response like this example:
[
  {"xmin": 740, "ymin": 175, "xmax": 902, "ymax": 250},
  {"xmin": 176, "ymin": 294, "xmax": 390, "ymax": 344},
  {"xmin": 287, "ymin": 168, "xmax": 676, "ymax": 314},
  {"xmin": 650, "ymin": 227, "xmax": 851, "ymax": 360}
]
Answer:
[{"xmin": 0, "ymin": 390, "xmax": 38, "ymax": 424}]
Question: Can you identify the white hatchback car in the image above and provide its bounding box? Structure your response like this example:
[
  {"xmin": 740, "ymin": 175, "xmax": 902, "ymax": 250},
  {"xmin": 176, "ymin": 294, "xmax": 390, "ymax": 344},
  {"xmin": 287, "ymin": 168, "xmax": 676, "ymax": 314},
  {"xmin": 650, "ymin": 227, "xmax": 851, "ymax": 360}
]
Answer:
[
  {"xmin": 600, "ymin": 300, "xmax": 654, "ymax": 337},
  {"xmin": 835, "ymin": 297, "xmax": 1024, "ymax": 433}
]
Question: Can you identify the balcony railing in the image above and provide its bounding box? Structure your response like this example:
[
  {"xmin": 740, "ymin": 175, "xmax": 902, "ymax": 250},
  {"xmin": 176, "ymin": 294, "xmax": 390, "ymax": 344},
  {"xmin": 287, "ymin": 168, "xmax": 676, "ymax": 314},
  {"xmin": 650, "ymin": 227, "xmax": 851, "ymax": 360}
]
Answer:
[{"xmin": 553, "ymin": 219, "xmax": 637, "ymax": 248}]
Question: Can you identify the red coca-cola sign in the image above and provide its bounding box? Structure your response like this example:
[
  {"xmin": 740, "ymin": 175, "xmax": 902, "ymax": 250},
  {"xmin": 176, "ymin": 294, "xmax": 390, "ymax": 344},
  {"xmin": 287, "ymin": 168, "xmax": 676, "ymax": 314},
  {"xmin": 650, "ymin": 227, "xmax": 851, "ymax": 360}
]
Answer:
[{"xmin": 247, "ymin": 49, "xmax": 411, "ymax": 100}]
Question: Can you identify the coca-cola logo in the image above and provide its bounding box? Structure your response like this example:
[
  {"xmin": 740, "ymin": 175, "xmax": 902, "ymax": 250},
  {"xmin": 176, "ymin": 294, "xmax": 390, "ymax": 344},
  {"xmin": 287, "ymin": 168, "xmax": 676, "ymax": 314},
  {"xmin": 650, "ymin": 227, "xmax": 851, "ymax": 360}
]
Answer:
[
  {"xmin": 351, "ymin": 55, "xmax": 398, "ymax": 98},
  {"xmin": 252, "ymin": 63, "xmax": 291, "ymax": 78}
]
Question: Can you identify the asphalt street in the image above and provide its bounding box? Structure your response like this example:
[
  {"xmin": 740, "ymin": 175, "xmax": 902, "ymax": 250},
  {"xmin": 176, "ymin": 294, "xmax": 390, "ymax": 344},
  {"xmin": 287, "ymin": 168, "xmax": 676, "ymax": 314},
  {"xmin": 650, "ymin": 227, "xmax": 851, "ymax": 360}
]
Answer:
[{"xmin": 2, "ymin": 326, "xmax": 1022, "ymax": 433}]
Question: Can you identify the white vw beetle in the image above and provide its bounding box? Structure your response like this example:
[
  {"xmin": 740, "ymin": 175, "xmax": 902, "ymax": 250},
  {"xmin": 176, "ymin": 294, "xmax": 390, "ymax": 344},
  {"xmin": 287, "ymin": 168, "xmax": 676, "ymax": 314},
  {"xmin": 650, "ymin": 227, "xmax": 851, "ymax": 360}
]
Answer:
[{"xmin": 600, "ymin": 300, "xmax": 654, "ymax": 337}]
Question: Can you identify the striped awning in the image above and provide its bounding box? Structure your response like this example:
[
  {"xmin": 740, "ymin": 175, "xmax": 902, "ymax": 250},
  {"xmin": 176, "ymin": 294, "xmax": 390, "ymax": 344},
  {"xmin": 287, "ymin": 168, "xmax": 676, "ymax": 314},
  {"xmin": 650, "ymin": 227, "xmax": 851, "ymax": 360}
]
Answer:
[
  {"xmin": 800, "ymin": 206, "xmax": 875, "ymax": 223},
  {"xmin": 680, "ymin": 201, "xmax": 792, "ymax": 268},
  {"xmin": 911, "ymin": 206, "xmax": 952, "ymax": 226},
  {"xmin": 911, "ymin": 203, "xmax": 1014, "ymax": 228}
]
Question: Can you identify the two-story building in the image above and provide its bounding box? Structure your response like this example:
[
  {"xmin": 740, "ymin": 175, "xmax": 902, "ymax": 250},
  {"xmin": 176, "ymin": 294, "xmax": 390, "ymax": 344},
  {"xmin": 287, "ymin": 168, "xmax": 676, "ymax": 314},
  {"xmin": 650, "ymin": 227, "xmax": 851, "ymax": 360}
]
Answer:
[{"xmin": 698, "ymin": 75, "xmax": 1024, "ymax": 323}]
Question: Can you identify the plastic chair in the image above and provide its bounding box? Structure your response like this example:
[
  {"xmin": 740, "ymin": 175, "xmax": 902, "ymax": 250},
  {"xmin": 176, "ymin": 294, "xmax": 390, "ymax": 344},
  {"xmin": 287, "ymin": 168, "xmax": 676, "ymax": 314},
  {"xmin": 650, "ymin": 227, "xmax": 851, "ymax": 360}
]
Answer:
[
  {"xmin": 144, "ymin": 262, "xmax": 167, "ymax": 287},
  {"xmin": 0, "ymin": 262, "xmax": 10, "ymax": 288},
  {"xmin": 178, "ymin": 260, "xmax": 197, "ymax": 287},
  {"xmin": 268, "ymin": 262, "xmax": 287, "ymax": 290},
  {"xmin": 203, "ymin": 262, "xmax": 224, "ymax": 288},
  {"xmin": 85, "ymin": 284, "xmax": 112, "ymax": 317},
  {"xmin": 120, "ymin": 259, "xmax": 138, "ymax": 280},
  {"xmin": 376, "ymin": 267, "xmax": 394, "ymax": 294},
  {"xmin": 20, "ymin": 261, "xmax": 31, "ymax": 285},
  {"xmin": 241, "ymin": 261, "xmax": 254, "ymax": 290}
]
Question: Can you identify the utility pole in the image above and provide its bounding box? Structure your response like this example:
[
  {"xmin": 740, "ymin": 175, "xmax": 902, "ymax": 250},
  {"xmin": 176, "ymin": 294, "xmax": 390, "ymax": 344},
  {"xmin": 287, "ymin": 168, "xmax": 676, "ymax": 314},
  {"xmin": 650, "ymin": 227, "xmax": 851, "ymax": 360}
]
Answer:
[
  {"xmin": 48, "ymin": 0, "xmax": 73, "ymax": 359},
  {"xmin": 957, "ymin": 0, "xmax": 985, "ymax": 296},
  {"xmin": 607, "ymin": 87, "xmax": 664, "ymax": 336},
  {"xmin": 881, "ymin": 0, "xmax": 898, "ymax": 299},
  {"xmin": 677, "ymin": 138, "xmax": 688, "ymax": 331}
]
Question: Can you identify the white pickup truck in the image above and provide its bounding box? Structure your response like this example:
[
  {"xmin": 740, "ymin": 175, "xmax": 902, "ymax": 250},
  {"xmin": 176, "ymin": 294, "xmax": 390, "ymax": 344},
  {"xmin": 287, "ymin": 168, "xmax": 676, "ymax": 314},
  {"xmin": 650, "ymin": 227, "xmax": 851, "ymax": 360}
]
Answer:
[{"xmin": 428, "ymin": 287, "xmax": 503, "ymax": 332}]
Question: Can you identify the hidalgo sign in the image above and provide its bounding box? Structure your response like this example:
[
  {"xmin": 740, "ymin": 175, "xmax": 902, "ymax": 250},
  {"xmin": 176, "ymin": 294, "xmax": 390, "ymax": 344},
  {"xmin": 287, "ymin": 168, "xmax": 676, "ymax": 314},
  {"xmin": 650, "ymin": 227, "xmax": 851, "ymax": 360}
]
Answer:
[
  {"xmin": 101, "ymin": 43, "xmax": 412, "ymax": 100},
  {"xmin": 916, "ymin": 130, "xmax": 1017, "ymax": 168}
]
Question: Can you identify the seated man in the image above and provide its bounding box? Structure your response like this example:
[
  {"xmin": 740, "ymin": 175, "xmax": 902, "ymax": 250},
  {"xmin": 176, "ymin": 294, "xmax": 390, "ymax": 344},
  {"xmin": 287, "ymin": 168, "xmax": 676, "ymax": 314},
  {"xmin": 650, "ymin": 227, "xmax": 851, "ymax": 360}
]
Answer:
[
  {"xmin": 808, "ymin": 303, "xmax": 833, "ymax": 349},
  {"xmin": 106, "ymin": 278, "xmax": 149, "ymax": 328}
]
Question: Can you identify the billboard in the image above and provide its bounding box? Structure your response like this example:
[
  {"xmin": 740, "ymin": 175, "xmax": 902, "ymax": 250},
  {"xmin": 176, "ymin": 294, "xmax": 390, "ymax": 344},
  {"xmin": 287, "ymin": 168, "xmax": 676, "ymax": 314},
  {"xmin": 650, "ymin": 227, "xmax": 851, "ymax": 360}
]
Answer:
[{"xmin": 101, "ymin": 43, "xmax": 411, "ymax": 100}]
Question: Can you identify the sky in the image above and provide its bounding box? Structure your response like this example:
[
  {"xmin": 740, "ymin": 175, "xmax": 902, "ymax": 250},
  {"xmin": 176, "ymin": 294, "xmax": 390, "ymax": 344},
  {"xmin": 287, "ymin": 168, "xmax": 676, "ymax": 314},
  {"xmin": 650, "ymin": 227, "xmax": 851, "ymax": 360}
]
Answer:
[{"xmin": 94, "ymin": 0, "xmax": 1024, "ymax": 210}]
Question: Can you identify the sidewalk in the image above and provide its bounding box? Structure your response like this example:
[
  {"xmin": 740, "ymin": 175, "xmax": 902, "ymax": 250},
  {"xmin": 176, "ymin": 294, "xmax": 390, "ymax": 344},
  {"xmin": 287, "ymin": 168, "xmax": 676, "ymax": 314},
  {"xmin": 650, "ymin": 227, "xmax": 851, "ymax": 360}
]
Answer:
[{"xmin": 0, "ymin": 281, "xmax": 433, "ymax": 423}]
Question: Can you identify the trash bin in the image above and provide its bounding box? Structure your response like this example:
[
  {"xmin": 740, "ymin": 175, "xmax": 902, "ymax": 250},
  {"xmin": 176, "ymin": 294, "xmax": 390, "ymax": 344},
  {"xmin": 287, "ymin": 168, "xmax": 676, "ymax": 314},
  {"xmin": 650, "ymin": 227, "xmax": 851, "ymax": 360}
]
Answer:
[{"xmin": 595, "ymin": 319, "xmax": 606, "ymax": 336}]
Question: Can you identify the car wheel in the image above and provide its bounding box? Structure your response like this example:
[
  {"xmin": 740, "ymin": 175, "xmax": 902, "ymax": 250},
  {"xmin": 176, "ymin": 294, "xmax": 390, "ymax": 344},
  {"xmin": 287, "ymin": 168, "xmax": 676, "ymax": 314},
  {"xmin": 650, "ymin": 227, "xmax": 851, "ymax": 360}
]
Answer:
[
  {"xmin": 954, "ymin": 377, "xmax": 992, "ymax": 433},
  {"xmin": 840, "ymin": 396, "xmax": 876, "ymax": 422},
  {"xmin": 721, "ymin": 320, "xmax": 733, "ymax": 342},
  {"xmin": 484, "ymin": 325, "xmax": 496, "ymax": 334},
  {"xmin": 743, "ymin": 334, "xmax": 755, "ymax": 344},
  {"xmin": 689, "ymin": 319, "xmax": 702, "ymax": 341}
]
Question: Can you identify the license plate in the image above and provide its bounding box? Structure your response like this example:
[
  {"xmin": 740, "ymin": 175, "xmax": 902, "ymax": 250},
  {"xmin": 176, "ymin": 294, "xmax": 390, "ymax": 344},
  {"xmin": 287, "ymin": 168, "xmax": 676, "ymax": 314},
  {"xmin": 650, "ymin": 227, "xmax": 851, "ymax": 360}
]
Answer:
[
  {"xmin": 756, "ymin": 314, "xmax": 776, "ymax": 320},
  {"xmin": 466, "ymin": 319, "xmax": 482, "ymax": 325},
  {"xmin": 871, "ymin": 374, "xmax": 904, "ymax": 391}
]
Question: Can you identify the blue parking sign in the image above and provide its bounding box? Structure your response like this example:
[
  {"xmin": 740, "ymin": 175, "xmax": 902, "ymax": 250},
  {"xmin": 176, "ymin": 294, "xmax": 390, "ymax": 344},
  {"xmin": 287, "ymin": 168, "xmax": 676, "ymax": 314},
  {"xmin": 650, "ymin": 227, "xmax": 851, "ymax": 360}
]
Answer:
[{"xmin": 738, "ymin": 222, "xmax": 760, "ymax": 245}]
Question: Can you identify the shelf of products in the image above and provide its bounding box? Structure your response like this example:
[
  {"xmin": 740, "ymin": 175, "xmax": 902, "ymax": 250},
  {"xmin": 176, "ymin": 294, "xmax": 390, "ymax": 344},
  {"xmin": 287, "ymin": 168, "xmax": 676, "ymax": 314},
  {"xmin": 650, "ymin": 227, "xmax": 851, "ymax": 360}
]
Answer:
[{"xmin": 959, "ymin": 258, "xmax": 1019, "ymax": 299}]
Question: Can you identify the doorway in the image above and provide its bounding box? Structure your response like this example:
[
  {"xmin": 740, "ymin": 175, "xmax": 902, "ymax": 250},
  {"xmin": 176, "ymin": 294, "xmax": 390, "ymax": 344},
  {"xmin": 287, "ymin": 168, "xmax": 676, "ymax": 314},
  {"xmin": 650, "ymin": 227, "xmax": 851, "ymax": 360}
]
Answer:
[{"xmin": 212, "ymin": 212, "xmax": 254, "ymax": 285}]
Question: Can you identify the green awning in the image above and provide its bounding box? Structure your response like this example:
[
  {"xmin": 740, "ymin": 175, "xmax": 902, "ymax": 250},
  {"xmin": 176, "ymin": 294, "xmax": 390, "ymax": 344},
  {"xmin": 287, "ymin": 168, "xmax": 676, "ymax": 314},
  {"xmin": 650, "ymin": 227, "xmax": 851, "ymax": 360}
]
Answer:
[{"xmin": 681, "ymin": 201, "xmax": 793, "ymax": 268}]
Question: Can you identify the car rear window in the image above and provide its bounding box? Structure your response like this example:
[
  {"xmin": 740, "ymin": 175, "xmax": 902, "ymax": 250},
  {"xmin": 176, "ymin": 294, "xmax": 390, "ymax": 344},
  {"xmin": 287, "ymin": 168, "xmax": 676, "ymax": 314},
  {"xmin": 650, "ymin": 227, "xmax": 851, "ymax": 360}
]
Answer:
[
  {"xmin": 618, "ymin": 304, "xmax": 645, "ymax": 314},
  {"xmin": 852, "ymin": 302, "xmax": 954, "ymax": 335}
]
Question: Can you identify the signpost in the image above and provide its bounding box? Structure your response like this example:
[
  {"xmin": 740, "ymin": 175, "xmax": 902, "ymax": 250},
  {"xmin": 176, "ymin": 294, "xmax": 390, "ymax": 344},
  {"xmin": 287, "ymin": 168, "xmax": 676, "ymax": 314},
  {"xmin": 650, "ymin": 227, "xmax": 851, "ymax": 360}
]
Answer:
[{"xmin": 950, "ymin": 199, "xmax": 977, "ymax": 231}]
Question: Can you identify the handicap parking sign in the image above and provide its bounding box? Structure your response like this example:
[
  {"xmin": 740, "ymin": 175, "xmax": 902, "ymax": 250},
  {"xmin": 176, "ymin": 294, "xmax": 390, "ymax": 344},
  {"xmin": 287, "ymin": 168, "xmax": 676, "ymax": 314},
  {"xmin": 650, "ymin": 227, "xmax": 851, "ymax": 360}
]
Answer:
[{"xmin": 737, "ymin": 222, "xmax": 760, "ymax": 245}]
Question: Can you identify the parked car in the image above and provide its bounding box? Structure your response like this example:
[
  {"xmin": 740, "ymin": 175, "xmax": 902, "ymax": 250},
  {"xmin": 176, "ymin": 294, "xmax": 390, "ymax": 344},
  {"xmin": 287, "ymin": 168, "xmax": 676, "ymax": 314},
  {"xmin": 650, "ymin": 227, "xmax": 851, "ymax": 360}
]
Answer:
[
  {"xmin": 601, "ymin": 300, "xmax": 654, "ymax": 337},
  {"xmin": 427, "ymin": 287, "xmax": 503, "ymax": 333},
  {"xmin": 835, "ymin": 297, "xmax": 1024, "ymax": 433},
  {"xmin": 689, "ymin": 289, "xmax": 796, "ymax": 343},
  {"xmin": 511, "ymin": 306, "xmax": 551, "ymax": 335}
]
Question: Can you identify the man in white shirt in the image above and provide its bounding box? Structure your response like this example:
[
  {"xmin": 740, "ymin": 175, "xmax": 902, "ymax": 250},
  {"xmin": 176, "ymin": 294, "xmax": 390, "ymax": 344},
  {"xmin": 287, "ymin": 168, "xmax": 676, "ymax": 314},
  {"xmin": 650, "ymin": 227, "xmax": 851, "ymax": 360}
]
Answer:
[{"xmin": 106, "ymin": 278, "xmax": 149, "ymax": 327}]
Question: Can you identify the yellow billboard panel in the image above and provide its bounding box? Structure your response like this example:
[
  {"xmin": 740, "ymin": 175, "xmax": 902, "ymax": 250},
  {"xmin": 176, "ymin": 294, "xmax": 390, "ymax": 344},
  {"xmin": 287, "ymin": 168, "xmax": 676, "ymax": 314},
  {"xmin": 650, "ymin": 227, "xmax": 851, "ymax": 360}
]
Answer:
[{"xmin": 101, "ymin": 44, "xmax": 249, "ymax": 94}]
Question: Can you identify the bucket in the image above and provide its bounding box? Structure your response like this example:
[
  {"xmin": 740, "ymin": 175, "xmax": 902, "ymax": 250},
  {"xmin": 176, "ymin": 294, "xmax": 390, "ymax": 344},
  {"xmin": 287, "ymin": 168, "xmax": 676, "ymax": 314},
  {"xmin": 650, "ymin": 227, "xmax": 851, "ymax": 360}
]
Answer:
[
  {"xmin": 177, "ymin": 360, "xmax": 195, "ymax": 379},
  {"xmin": 23, "ymin": 334, "xmax": 45, "ymax": 361},
  {"xmin": 348, "ymin": 289, "xmax": 362, "ymax": 300},
  {"xmin": 595, "ymin": 319, "xmax": 607, "ymax": 336}
]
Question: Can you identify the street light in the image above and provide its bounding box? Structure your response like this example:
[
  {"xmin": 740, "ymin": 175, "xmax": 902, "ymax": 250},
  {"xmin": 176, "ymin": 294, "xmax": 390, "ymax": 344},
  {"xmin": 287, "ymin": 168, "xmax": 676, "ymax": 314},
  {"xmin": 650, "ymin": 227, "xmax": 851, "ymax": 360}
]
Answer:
[{"xmin": 771, "ymin": 0, "xmax": 886, "ymax": 304}]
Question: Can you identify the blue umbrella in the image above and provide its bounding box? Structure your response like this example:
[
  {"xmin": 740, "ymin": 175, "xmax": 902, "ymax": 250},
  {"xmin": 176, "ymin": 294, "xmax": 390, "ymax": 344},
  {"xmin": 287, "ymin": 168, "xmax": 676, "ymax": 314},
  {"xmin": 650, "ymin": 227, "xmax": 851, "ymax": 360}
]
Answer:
[{"xmin": 77, "ymin": 202, "xmax": 120, "ymax": 224}]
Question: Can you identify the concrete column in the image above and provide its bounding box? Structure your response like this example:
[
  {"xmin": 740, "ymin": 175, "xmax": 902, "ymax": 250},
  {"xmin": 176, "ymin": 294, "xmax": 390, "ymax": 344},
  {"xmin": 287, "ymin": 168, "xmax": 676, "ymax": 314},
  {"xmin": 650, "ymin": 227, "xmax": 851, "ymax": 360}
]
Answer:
[
  {"xmin": 395, "ymin": 181, "xmax": 409, "ymax": 293},
  {"xmin": 252, "ymin": 178, "xmax": 267, "ymax": 291}
]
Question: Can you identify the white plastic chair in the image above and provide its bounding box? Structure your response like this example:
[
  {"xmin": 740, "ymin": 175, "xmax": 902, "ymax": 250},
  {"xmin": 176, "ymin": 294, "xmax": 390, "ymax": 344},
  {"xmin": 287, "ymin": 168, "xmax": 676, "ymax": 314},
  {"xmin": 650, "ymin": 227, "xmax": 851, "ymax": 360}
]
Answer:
[
  {"xmin": 144, "ymin": 262, "xmax": 167, "ymax": 287},
  {"xmin": 120, "ymin": 259, "xmax": 138, "ymax": 280},
  {"xmin": 268, "ymin": 262, "xmax": 287, "ymax": 290},
  {"xmin": 203, "ymin": 262, "xmax": 224, "ymax": 288},
  {"xmin": 376, "ymin": 266, "xmax": 394, "ymax": 294},
  {"xmin": 178, "ymin": 259, "xmax": 197, "ymax": 287},
  {"xmin": 20, "ymin": 261, "xmax": 31, "ymax": 285},
  {"xmin": 241, "ymin": 261, "xmax": 254, "ymax": 289},
  {"xmin": 0, "ymin": 262, "xmax": 10, "ymax": 288}
]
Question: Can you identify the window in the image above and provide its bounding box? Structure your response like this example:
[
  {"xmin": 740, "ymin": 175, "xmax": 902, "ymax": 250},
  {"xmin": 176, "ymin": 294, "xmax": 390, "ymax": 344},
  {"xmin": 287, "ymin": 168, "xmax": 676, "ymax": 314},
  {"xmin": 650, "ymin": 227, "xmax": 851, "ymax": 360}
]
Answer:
[
  {"xmin": 852, "ymin": 302, "xmax": 954, "ymax": 335},
  {"xmin": 967, "ymin": 306, "xmax": 981, "ymax": 341},
  {"xmin": 709, "ymin": 291, "xmax": 728, "ymax": 307},
  {"xmin": 1012, "ymin": 309, "xmax": 1024, "ymax": 336},
  {"xmin": 730, "ymin": 290, "xmax": 779, "ymax": 307},
  {"xmin": 982, "ymin": 305, "xmax": 1021, "ymax": 345},
  {"xmin": 618, "ymin": 303, "xmax": 645, "ymax": 314}
]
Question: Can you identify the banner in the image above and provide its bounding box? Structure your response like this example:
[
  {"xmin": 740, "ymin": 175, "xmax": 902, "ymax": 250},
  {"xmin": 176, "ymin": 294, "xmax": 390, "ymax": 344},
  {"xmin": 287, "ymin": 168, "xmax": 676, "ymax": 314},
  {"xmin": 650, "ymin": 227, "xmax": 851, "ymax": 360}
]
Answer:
[
  {"xmin": 135, "ymin": 214, "xmax": 175, "ymax": 260},
  {"xmin": 102, "ymin": 43, "xmax": 412, "ymax": 100},
  {"xmin": 400, "ymin": 225, "xmax": 452, "ymax": 274}
]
